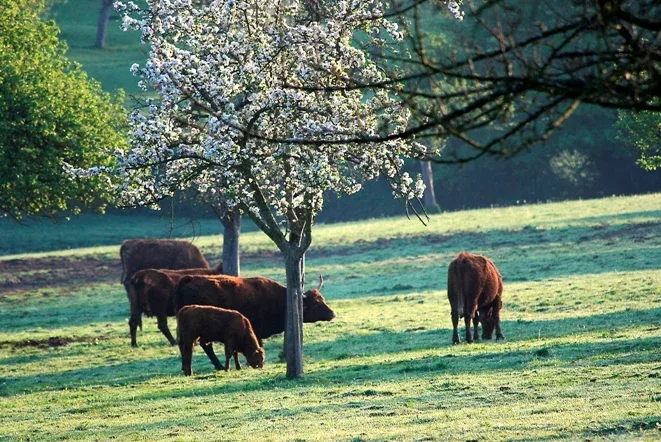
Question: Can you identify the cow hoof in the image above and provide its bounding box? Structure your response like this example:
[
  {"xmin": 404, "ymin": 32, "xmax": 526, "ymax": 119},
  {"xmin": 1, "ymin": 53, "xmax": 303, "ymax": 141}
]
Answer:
[
  {"xmin": 496, "ymin": 335, "xmax": 506, "ymax": 341},
  {"xmin": 131, "ymin": 343, "xmax": 138, "ymax": 348}
]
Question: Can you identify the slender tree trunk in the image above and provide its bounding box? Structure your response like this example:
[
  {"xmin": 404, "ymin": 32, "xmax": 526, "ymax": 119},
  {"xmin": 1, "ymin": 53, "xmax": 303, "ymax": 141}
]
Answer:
[
  {"xmin": 420, "ymin": 160, "xmax": 439, "ymax": 212},
  {"xmin": 95, "ymin": 0, "xmax": 113, "ymax": 49},
  {"xmin": 219, "ymin": 206, "xmax": 241, "ymax": 276},
  {"xmin": 300, "ymin": 253, "xmax": 306, "ymax": 289},
  {"xmin": 284, "ymin": 254, "xmax": 304, "ymax": 378}
]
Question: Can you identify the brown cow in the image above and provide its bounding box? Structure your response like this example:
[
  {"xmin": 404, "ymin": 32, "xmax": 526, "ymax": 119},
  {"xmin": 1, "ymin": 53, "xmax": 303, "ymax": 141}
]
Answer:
[
  {"xmin": 174, "ymin": 274, "xmax": 335, "ymax": 367},
  {"xmin": 177, "ymin": 305, "xmax": 265, "ymax": 375},
  {"xmin": 447, "ymin": 252, "xmax": 505, "ymax": 345},
  {"xmin": 127, "ymin": 263, "xmax": 223, "ymax": 347},
  {"xmin": 119, "ymin": 239, "xmax": 210, "ymax": 298}
]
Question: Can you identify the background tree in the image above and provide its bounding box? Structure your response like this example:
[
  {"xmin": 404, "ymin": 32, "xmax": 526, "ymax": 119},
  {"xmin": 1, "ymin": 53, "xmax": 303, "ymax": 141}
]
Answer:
[
  {"xmin": 281, "ymin": 0, "xmax": 661, "ymax": 164},
  {"xmin": 617, "ymin": 110, "xmax": 661, "ymax": 171},
  {"xmin": 204, "ymin": 193, "xmax": 242, "ymax": 276},
  {"xmin": 0, "ymin": 0, "xmax": 127, "ymax": 221},
  {"xmin": 95, "ymin": 0, "xmax": 113, "ymax": 48},
  {"xmin": 100, "ymin": 0, "xmax": 431, "ymax": 378}
]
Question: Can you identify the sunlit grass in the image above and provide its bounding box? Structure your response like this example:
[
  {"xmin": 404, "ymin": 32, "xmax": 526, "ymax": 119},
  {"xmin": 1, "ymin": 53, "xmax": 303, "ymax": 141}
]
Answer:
[{"xmin": 1, "ymin": 194, "xmax": 660, "ymax": 441}]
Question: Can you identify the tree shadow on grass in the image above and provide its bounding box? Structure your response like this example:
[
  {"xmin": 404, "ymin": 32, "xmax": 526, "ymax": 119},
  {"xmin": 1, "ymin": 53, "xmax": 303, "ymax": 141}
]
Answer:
[
  {"xmin": 3, "ymin": 307, "xmax": 659, "ymax": 398},
  {"xmin": 567, "ymin": 209, "xmax": 661, "ymax": 225},
  {"xmin": 309, "ymin": 217, "xmax": 660, "ymax": 264},
  {"xmin": 314, "ymin": 222, "xmax": 660, "ymax": 300},
  {"xmin": 505, "ymin": 416, "xmax": 661, "ymax": 442},
  {"xmin": 0, "ymin": 288, "xmax": 134, "ymax": 332},
  {"xmin": 304, "ymin": 307, "xmax": 661, "ymax": 362},
  {"xmin": 0, "ymin": 355, "xmax": 183, "ymax": 397}
]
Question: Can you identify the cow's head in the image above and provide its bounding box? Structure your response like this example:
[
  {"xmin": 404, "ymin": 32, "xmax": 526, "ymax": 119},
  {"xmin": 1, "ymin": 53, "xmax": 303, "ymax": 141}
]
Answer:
[
  {"xmin": 480, "ymin": 306, "xmax": 496, "ymax": 340},
  {"xmin": 246, "ymin": 347, "xmax": 265, "ymax": 369},
  {"xmin": 302, "ymin": 275, "xmax": 336, "ymax": 322}
]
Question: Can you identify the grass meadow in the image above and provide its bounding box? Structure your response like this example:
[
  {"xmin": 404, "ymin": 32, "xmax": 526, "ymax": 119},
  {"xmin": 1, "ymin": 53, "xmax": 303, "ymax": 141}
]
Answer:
[{"xmin": 0, "ymin": 194, "xmax": 660, "ymax": 441}]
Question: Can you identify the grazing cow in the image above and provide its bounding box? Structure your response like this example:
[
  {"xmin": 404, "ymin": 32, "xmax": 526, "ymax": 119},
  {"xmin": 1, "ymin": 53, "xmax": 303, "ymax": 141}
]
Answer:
[
  {"xmin": 119, "ymin": 239, "xmax": 210, "ymax": 299},
  {"xmin": 177, "ymin": 305, "xmax": 265, "ymax": 375},
  {"xmin": 447, "ymin": 251, "xmax": 505, "ymax": 345},
  {"xmin": 127, "ymin": 263, "xmax": 223, "ymax": 347},
  {"xmin": 174, "ymin": 274, "xmax": 335, "ymax": 366}
]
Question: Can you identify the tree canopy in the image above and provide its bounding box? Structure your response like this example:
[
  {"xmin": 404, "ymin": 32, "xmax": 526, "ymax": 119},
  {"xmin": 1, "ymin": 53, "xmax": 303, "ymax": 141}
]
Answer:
[
  {"xmin": 0, "ymin": 0, "xmax": 127, "ymax": 221},
  {"xmin": 617, "ymin": 110, "xmax": 661, "ymax": 171},
  {"xmin": 271, "ymin": 1, "xmax": 661, "ymax": 163}
]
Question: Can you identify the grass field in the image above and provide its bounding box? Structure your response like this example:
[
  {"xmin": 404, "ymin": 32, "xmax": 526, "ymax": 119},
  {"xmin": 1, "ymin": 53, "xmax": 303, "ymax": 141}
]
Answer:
[
  {"xmin": 48, "ymin": 0, "xmax": 144, "ymax": 95},
  {"xmin": 1, "ymin": 194, "xmax": 660, "ymax": 441}
]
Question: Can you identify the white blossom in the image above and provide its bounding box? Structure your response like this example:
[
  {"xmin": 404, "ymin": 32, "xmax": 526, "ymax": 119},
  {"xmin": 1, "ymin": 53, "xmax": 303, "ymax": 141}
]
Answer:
[{"xmin": 75, "ymin": 0, "xmax": 458, "ymax": 234}]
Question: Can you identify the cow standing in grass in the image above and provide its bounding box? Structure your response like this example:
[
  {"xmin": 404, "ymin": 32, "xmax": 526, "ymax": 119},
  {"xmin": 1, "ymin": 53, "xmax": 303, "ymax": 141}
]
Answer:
[
  {"xmin": 447, "ymin": 252, "xmax": 505, "ymax": 344},
  {"xmin": 127, "ymin": 263, "xmax": 223, "ymax": 347}
]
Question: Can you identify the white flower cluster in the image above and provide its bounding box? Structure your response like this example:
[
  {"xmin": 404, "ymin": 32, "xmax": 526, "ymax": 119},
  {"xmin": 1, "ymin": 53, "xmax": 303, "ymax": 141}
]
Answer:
[
  {"xmin": 444, "ymin": 1, "xmax": 464, "ymax": 21},
  {"xmin": 110, "ymin": 0, "xmax": 442, "ymax": 224}
]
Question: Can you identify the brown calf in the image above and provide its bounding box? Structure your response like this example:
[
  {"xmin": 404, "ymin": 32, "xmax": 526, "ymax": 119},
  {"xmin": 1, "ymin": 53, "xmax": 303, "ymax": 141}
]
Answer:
[{"xmin": 177, "ymin": 305, "xmax": 265, "ymax": 375}]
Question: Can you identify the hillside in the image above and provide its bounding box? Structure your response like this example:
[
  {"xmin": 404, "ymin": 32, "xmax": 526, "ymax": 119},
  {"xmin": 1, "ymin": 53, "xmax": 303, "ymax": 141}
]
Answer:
[{"xmin": 0, "ymin": 194, "xmax": 659, "ymax": 440}]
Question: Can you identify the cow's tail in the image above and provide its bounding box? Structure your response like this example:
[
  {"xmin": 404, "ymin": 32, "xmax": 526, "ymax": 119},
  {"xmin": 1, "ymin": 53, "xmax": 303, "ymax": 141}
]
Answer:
[
  {"xmin": 119, "ymin": 242, "xmax": 129, "ymax": 285},
  {"xmin": 128, "ymin": 281, "xmax": 143, "ymax": 331},
  {"xmin": 174, "ymin": 275, "xmax": 195, "ymax": 313},
  {"xmin": 448, "ymin": 260, "xmax": 464, "ymax": 317}
]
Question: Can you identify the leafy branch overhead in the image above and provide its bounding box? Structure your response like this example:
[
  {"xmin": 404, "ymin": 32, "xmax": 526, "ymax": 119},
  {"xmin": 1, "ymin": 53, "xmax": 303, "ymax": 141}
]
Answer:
[{"xmin": 279, "ymin": 0, "xmax": 661, "ymax": 163}]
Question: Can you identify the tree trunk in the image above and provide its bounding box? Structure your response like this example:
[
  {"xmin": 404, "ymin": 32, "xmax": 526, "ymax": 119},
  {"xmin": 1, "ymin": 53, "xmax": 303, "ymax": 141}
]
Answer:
[
  {"xmin": 284, "ymin": 254, "xmax": 304, "ymax": 379},
  {"xmin": 95, "ymin": 0, "xmax": 113, "ymax": 49},
  {"xmin": 219, "ymin": 205, "xmax": 241, "ymax": 276},
  {"xmin": 420, "ymin": 160, "xmax": 439, "ymax": 212},
  {"xmin": 300, "ymin": 253, "xmax": 306, "ymax": 289}
]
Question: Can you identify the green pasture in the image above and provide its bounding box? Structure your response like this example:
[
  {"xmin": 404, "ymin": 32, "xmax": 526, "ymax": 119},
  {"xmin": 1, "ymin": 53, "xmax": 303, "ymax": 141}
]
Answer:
[
  {"xmin": 48, "ymin": 0, "xmax": 143, "ymax": 95},
  {"xmin": 1, "ymin": 194, "xmax": 660, "ymax": 441}
]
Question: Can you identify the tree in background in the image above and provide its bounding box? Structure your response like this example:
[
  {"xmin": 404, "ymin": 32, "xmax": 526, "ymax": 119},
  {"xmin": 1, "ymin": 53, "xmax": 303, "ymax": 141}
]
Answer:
[
  {"xmin": 95, "ymin": 0, "xmax": 113, "ymax": 48},
  {"xmin": 617, "ymin": 110, "xmax": 661, "ymax": 171},
  {"xmin": 278, "ymin": 1, "xmax": 660, "ymax": 164},
  {"xmin": 0, "ymin": 0, "xmax": 127, "ymax": 221},
  {"xmin": 99, "ymin": 0, "xmax": 434, "ymax": 377}
]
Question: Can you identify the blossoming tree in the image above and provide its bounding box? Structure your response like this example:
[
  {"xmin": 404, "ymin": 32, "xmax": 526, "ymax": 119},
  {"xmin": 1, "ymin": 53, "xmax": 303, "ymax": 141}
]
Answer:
[{"xmin": 114, "ymin": 0, "xmax": 440, "ymax": 377}]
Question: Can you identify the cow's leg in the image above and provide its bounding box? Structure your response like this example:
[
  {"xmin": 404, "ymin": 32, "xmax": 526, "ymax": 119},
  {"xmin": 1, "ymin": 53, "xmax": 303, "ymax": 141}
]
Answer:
[
  {"xmin": 495, "ymin": 313, "xmax": 505, "ymax": 341},
  {"xmin": 233, "ymin": 352, "xmax": 242, "ymax": 371},
  {"xmin": 200, "ymin": 342, "xmax": 225, "ymax": 371},
  {"xmin": 180, "ymin": 341, "xmax": 193, "ymax": 376},
  {"xmin": 464, "ymin": 315, "xmax": 473, "ymax": 344},
  {"xmin": 223, "ymin": 342, "xmax": 235, "ymax": 372},
  {"xmin": 123, "ymin": 280, "xmax": 131, "ymax": 300},
  {"xmin": 495, "ymin": 322, "xmax": 505, "ymax": 340},
  {"xmin": 156, "ymin": 315, "xmax": 177, "ymax": 345},
  {"xmin": 451, "ymin": 311, "xmax": 460, "ymax": 345},
  {"xmin": 493, "ymin": 298, "xmax": 505, "ymax": 340},
  {"xmin": 129, "ymin": 315, "xmax": 140, "ymax": 348},
  {"xmin": 472, "ymin": 314, "xmax": 480, "ymax": 342}
]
